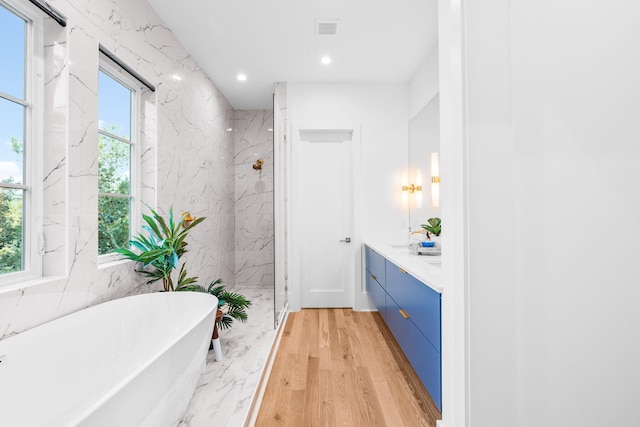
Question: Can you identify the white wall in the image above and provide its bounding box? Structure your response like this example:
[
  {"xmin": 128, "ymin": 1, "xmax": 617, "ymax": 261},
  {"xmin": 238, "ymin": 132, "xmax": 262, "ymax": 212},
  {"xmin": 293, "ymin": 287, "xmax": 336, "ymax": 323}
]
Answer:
[
  {"xmin": 0, "ymin": 0, "xmax": 235, "ymax": 339},
  {"xmin": 286, "ymin": 83, "xmax": 409, "ymax": 310},
  {"xmin": 288, "ymin": 83, "xmax": 410, "ymax": 244},
  {"xmin": 408, "ymin": 47, "xmax": 441, "ymax": 230},
  {"xmin": 409, "ymin": 45, "xmax": 440, "ymax": 120},
  {"xmin": 460, "ymin": 1, "xmax": 640, "ymax": 426}
]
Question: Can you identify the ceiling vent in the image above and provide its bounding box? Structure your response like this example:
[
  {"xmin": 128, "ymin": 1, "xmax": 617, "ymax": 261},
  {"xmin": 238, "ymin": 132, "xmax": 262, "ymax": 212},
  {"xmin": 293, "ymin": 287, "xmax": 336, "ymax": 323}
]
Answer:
[{"xmin": 316, "ymin": 19, "xmax": 340, "ymax": 36}]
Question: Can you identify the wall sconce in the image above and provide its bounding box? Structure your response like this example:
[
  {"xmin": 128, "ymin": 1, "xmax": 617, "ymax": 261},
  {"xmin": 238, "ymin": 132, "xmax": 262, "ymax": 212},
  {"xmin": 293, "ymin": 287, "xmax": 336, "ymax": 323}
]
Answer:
[
  {"xmin": 402, "ymin": 169, "xmax": 423, "ymax": 209},
  {"xmin": 402, "ymin": 183, "xmax": 423, "ymax": 193},
  {"xmin": 431, "ymin": 152, "xmax": 440, "ymax": 208},
  {"xmin": 182, "ymin": 212, "xmax": 196, "ymax": 228}
]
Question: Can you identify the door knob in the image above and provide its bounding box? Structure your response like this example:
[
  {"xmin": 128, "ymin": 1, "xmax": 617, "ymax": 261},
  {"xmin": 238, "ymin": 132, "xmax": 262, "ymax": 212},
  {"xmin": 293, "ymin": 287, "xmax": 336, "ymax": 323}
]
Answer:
[{"xmin": 340, "ymin": 237, "xmax": 351, "ymax": 243}]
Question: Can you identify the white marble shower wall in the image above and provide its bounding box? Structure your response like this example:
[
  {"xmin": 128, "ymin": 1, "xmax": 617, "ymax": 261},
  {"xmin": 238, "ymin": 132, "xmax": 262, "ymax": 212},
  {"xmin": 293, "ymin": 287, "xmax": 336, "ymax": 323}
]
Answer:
[
  {"xmin": 233, "ymin": 110, "xmax": 274, "ymax": 288},
  {"xmin": 0, "ymin": 0, "xmax": 235, "ymax": 339}
]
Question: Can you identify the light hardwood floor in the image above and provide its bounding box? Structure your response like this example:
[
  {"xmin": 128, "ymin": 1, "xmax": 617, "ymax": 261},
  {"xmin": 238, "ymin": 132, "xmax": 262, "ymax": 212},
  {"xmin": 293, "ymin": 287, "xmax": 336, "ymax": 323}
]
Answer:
[{"xmin": 255, "ymin": 309, "xmax": 441, "ymax": 426}]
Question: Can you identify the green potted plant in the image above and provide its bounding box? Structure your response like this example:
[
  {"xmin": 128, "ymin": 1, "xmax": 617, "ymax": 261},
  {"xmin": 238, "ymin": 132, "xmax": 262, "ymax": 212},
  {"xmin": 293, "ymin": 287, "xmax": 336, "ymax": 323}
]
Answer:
[
  {"xmin": 115, "ymin": 208, "xmax": 204, "ymax": 292},
  {"xmin": 179, "ymin": 278, "xmax": 252, "ymax": 330},
  {"xmin": 178, "ymin": 279, "xmax": 252, "ymax": 361},
  {"xmin": 116, "ymin": 208, "xmax": 252, "ymax": 360},
  {"xmin": 421, "ymin": 217, "xmax": 441, "ymax": 247}
]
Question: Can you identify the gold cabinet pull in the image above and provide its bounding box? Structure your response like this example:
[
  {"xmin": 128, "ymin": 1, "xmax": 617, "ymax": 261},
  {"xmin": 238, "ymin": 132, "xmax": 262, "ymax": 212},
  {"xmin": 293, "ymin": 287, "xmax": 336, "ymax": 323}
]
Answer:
[
  {"xmin": 399, "ymin": 268, "xmax": 407, "ymax": 274},
  {"xmin": 371, "ymin": 274, "xmax": 377, "ymax": 280},
  {"xmin": 399, "ymin": 309, "xmax": 409, "ymax": 319}
]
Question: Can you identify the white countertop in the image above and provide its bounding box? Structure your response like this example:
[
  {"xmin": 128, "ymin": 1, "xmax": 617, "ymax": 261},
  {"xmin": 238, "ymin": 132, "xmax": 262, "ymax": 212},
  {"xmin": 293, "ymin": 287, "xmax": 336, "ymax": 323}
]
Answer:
[{"xmin": 364, "ymin": 241, "xmax": 443, "ymax": 293}]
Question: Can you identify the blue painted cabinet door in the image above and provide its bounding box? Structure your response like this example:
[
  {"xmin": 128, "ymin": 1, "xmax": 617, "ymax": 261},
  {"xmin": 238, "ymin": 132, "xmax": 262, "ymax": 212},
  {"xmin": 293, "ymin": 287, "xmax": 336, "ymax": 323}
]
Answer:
[
  {"xmin": 386, "ymin": 261, "xmax": 441, "ymax": 352},
  {"xmin": 365, "ymin": 246, "xmax": 386, "ymax": 287},
  {"xmin": 365, "ymin": 270, "xmax": 386, "ymax": 319}
]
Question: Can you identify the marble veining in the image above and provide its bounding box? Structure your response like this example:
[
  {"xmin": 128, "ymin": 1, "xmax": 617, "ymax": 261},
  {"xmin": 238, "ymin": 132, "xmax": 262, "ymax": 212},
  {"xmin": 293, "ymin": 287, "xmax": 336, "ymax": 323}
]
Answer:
[
  {"xmin": 233, "ymin": 110, "xmax": 274, "ymax": 289},
  {"xmin": 1, "ymin": 0, "xmax": 235, "ymax": 339},
  {"xmin": 179, "ymin": 286, "xmax": 276, "ymax": 426}
]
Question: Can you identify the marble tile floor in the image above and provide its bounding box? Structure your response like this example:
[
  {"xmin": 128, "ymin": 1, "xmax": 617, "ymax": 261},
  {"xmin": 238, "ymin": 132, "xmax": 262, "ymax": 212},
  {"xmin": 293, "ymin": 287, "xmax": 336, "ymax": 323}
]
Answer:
[{"xmin": 179, "ymin": 286, "xmax": 276, "ymax": 426}]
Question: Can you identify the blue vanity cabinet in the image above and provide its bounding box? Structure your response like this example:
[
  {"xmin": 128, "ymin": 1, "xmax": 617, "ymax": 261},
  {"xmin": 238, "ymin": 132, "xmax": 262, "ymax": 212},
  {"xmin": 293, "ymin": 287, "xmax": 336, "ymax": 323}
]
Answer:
[
  {"xmin": 385, "ymin": 260, "xmax": 442, "ymax": 409},
  {"xmin": 364, "ymin": 244, "xmax": 442, "ymax": 411}
]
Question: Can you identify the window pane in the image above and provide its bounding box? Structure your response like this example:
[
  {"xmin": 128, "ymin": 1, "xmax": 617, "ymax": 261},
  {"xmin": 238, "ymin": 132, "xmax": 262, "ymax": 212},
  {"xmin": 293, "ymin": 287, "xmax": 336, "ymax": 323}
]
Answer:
[
  {"xmin": 98, "ymin": 71, "xmax": 131, "ymax": 140},
  {"xmin": 98, "ymin": 195, "xmax": 130, "ymax": 255},
  {"xmin": 98, "ymin": 135, "xmax": 130, "ymax": 194},
  {"xmin": 0, "ymin": 188, "xmax": 23, "ymax": 274},
  {"xmin": 0, "ymin": 98, "xmax": 25, "ymax": 185},
  {"xmin": 0, "ymin": 5, "xmax": 25, "ymax": 100}
]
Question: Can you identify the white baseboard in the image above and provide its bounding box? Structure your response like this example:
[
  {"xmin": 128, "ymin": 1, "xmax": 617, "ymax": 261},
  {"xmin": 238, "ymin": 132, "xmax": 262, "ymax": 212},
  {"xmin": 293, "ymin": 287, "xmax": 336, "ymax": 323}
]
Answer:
[{"xmin": 243, "ymin": 309, "xmax": 289, "ymax": 427}]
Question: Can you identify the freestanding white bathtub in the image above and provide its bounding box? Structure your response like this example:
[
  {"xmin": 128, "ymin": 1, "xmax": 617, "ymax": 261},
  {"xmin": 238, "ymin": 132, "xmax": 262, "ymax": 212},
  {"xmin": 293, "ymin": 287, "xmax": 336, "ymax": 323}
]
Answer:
[{"xmin": 0, "ymin": 291, "xmax": 217, "ymax": 426}]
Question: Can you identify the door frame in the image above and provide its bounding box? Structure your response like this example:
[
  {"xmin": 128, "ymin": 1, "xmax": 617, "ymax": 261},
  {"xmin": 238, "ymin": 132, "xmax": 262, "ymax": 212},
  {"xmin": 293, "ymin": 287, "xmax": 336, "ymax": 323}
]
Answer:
[{"xmin": 287, "ymin": 122, "xmax": 362, "ymax": 311}]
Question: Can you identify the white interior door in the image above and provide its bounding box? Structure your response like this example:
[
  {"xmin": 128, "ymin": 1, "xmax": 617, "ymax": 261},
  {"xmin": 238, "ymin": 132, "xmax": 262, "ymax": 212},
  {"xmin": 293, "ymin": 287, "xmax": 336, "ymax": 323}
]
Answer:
[{"xmin": 298, "ymin": 129, "xmax": 354, "ymax": 308}]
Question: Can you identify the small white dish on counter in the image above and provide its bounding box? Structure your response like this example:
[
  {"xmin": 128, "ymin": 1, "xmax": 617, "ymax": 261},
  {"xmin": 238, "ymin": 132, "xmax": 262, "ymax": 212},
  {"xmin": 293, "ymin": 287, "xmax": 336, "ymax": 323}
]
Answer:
[{"xmin": 417, "ymin": 247, "xmax": 441, "ymax": 256}]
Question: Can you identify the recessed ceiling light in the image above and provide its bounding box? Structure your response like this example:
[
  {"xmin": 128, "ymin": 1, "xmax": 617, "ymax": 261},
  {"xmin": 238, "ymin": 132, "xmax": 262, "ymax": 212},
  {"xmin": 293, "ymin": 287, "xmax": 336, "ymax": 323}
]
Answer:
[
  {"xmin": 321, "ymin": 56, "xmax": 332, "ymax": 65},
  {"xmin": 237, "ymin": 73, "xmax": 247, "ymax": 81}
]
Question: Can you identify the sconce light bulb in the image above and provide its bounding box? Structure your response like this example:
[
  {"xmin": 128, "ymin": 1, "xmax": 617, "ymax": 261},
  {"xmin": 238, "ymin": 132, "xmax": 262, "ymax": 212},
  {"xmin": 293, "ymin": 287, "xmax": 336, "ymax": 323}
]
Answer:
[{"xmin": 431, "ymin": 152, "xmax": 439, "ymax": 178}]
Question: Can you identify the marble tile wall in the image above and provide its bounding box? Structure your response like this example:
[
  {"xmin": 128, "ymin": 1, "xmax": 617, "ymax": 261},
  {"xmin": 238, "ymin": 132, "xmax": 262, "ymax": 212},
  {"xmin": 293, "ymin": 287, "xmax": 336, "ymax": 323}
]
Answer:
[
  {"xmin": 233, "ymin": 110, "xmax": 274, "ymax": 288},
  {"xmin": 0, "ymin": 0, "xmax": 235, "ymax": 339}
]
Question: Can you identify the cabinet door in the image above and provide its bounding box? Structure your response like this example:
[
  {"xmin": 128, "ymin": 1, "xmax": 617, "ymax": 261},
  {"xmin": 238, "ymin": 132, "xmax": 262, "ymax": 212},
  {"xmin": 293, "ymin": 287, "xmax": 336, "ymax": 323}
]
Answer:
[
  {"xmin": 386, "ymin": 297, "xmax": 442, "ymax": 411},
  {"xmin": 365, "ymin": 270, "xmax": 386, "ymax": 319},
  {"xmin": 386, "ymin": 261, "xmax": 441, "ymax": 352},
  {"xmin": 365, "ymin": 246, "xmax": 386, "ymax": 287}
]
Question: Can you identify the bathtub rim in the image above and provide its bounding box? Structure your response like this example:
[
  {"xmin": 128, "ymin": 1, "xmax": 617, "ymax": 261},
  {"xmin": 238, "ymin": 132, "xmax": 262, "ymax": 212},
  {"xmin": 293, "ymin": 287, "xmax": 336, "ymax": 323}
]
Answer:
[{"xmin": 63, "ymin": 291, "xmax": 218, "ymax": 426}]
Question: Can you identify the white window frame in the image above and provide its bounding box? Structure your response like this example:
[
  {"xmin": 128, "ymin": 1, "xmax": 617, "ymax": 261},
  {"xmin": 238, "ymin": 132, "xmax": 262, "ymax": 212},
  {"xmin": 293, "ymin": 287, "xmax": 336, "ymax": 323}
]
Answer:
[
  {"xmin": 97, "ymin": 57, "xmax": 140, "ymax": 264},
  {"xmin": 0, "ymin": 0, "xmax": 43, "ymax": 286}
]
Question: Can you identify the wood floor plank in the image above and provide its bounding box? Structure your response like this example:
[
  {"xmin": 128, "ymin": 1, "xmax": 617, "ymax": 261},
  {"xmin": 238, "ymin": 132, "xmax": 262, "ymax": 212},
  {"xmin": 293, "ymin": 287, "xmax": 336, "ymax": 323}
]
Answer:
[
  {"xmin": 285, "ymin": 390, "xmax": 306, "ymax": 427},
  {"xmin": 330, "ymin": 357, "xmax": 356, "ymax": 426},
  {"xmin": 256, "ymin": 346, "xmax": 291, "ymax": 426},
  {"xmin": 319, "ymin": 309, "xmax": 330, "ymax": 349},
  {"xmin": 304, "ymin": 356, "xmax": 320, "ymax": 426},
  {"xmin": 353, "ymin": 313, "xmax": 388, "ymax": 383},
  {"xmin": 319, "ymin": 309, "xmax": 332, "ymax": 370},
  {"xmin": 334, "ymin": 307, "xmax": 347, "ymax": 328},
  {"xmin": 264, "ymin": 389, "xmax": 290, "ymax": 427},
  {"xmin": 305, "ymin": 309, "xmax": 320, "ymax": 359},
  {"xmin": 290, "ymin": 311, "xmax": 309, "ymax": 390},
  {"xmin": 373, "ymin": 380, "xmax": 407, "ymax": 427},
  {"xmin": 353, "ymin": 366, "xmax": 387, "ymax": 426},
  {"xmin": 328, "ymin": 309, "xmax": 344, "ymax": 362},
  {"xmin": 319, "ymin": 369, "xmax": 336, "ymax": 426},
  {"xmin": 256, "ymin": 309, "xmax": 441, "ymax": 427},
  {"xmin": 343, "ymin": 311, "xmax": 368, "ymax": 368}
]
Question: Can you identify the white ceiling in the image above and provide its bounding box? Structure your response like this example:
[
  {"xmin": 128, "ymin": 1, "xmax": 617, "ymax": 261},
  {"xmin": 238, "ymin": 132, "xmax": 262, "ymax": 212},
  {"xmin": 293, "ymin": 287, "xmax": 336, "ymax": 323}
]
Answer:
[{"xmin": 147, "ymin": 0, "xmax": 438, "ymax": 110}]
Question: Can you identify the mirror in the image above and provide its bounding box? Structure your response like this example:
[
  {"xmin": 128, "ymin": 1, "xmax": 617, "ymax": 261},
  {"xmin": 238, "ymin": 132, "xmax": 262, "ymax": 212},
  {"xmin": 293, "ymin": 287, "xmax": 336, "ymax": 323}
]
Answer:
[{"xmin": 408, "ymin": 93, "xmax": 440, "ymax": 231}]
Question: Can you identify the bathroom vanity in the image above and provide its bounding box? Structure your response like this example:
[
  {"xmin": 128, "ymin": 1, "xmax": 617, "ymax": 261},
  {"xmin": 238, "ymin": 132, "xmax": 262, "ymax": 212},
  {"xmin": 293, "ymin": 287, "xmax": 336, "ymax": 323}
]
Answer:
[{"xmin": 364, "ymin": 242, "xmax": 442, "ymax": 411}]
